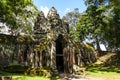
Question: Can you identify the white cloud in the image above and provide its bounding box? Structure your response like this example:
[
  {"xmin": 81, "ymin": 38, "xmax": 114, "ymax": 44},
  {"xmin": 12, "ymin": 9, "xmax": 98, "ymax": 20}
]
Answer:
[
  {"xmin": 65, "ymin": 8, "xmax": 71, "ymax": 14},
  {"xmin": 100, "ymin": 44, "xmax": 106, "ymax": 51},
  {"xmin": 58, "ymin": 11, "xmax": 61, "ymax": 13},
  {"xmin": 0, "ymin": 23, "xmax": 10, "ymax": 34},
  {"xmin": 40, "ymin": 6, "xmax": 49, "ymax": 17}
]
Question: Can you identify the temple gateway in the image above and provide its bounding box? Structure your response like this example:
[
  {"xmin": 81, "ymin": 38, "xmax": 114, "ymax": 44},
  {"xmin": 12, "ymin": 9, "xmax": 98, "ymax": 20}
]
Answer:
[{"xmin": 33, "ymin": 7, "xmax": 74, "ymax": 73}]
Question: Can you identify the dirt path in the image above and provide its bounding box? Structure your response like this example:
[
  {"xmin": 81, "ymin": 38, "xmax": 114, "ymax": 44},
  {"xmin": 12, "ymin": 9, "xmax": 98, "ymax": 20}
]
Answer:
[{"xmin": 58, "ymin": 73, "xmax": 105, "ymax": 80}]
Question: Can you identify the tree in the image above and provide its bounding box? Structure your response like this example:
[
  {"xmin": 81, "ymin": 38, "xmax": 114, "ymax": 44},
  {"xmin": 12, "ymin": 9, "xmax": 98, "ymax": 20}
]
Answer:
[
  {"xmin": 77, "ymin": 2, "xmax": 107, "ymax": 53},
  {"xmin": 0, "ymin": 0, "xmax": 39, "ymax": 35},
  {"xmin": 63, "ymin": 8, "xmax": 81, "ymax": 41},
  {"xmin": 102, "ymin": 0, "xmax": 120, "ymax": 51},
  {"xmin": 77, "ymin": 0, "xmax": 120, "ymax": 51}
]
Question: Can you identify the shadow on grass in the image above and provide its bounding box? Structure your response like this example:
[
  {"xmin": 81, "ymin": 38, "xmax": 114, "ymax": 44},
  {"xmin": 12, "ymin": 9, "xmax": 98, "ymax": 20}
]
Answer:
[
  {"xmin": 50, "ymin": 76, "xmax": 57, "ymax": 80},
  {"xmin": 86, "ymin": 64, "xmax": 120, "ymax": 73}
]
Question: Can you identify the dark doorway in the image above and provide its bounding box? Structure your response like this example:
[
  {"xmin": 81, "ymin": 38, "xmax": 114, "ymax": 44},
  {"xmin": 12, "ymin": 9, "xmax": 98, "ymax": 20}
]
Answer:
[{"xmin": 56, "ymin": 35, "xmax": 64, "ymax": 72}]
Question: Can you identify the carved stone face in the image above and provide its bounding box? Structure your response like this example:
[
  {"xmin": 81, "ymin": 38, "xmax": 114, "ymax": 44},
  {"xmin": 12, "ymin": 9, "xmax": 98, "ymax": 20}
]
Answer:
[
  {"xmin": 47, "ymin": 7, "xmax": 62, "ymax": 29},
  {"xmin": 47, "ymin": 7, "xmax": 58, "ymax": 18},
  {"xmin": 34, "ymin": 11, "xmax": 49, "ymax": 34},
  {"xmin": 37, "ymin": 11, "xmax": 46, "ymax": 22},
  {"xmin": 34, "ymin": 7, "xmax": 68, "ymax": 35}
]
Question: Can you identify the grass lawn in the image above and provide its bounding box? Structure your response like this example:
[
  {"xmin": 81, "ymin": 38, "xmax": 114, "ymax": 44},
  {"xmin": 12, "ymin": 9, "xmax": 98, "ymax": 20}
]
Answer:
[
  {"xmin": 85, "ymin": 52, "xmax": 120, "ymax": 80},
  {"xmin": 1, "ymin": 74, "xmax": 57, "ymax": 80},
  {"xmin": 86, "ymin": 69, "xmax": 120, "ymax": 80},
  {"xmin": 86, "ymin": 64, "xmax": 120, "ymax": 80},
  {"xmin": 12, "ymin": 76, "xmax": 58, "ymax": 80},
  {"xmin": 13, "ymin": 76, "xmax": 51, "ymax": 80},
  {"xmin": 0, "ymin": 71, "xmax": 57, "ymax": 80}
]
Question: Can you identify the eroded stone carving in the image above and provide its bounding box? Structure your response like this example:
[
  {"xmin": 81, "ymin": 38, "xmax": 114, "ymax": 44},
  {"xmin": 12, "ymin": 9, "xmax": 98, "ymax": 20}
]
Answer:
[
  {"xmin": 47, "ymin": 7, "xmax": 62, "ymax": 29},
  {"xmin": 34, "ymin": 11, "xmax": 49, "ymax": 34},
  {"xmin": 34, "ymin": 7, "xmax": 69, "ymax": 41},
  {"xmin": 33, "ymin": 7, "xmax": 71, "ymax": 72}
]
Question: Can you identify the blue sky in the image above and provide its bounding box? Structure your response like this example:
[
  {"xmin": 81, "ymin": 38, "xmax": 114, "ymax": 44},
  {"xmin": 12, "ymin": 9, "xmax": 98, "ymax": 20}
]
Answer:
[{"xmin": 33, "ymin": 0, "xmax": 87, "ymax": 17}]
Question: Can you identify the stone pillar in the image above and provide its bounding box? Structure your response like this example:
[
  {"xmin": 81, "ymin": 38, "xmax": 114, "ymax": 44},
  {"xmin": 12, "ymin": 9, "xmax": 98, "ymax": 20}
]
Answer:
[
  {"xmin": 69, "ymin": 46, "xmax": 75, "ymax": 73},
  {"xmin": 50, "ymin": 41, "xmax": 56, "ymax": 69}
]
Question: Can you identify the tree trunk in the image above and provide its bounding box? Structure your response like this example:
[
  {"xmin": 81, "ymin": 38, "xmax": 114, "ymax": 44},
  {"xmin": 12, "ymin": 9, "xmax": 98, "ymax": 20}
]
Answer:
[{"xmin": 95, "ymin": 36, "xmax": 101, "ymax": 56}]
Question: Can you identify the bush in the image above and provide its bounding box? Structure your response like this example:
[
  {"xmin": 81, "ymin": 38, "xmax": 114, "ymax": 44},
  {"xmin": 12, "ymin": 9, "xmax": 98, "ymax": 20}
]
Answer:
[{"xmin": 25, "ymin": 67, "xmax": 52, "ymax": 77}]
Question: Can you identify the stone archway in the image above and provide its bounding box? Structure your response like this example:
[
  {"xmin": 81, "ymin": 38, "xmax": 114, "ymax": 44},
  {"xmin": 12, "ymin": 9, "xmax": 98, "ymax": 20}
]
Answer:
[{"xmin": 56, "ymin": 34, "xmax": 64, "ymax": 72}]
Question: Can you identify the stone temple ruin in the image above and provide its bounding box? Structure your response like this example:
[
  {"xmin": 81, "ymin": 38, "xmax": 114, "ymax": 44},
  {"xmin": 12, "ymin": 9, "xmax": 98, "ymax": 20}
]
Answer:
[
  {"xmin": 0, "ymin": 7, "xmax": 74, "ymax": 73},
  {"xmin": 33, "ymin": 7, "xmax": 73, "ymax": 73},
  {"xmin": 0, "ymin": 7, "xmax": 96, "ymax": 73}
]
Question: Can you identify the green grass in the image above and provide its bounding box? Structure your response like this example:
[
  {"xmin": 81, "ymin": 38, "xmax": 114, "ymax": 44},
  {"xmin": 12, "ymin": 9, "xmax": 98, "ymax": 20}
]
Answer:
[
  {"xmin": 87, "ymin": 65, "xmax": 120, "ymax": 73},
  {"xmin": 85, "ymin": 52, "xmax": 120, "ymax": 80},
  {"xmin": 12, "ymin": 76, "xmax": 58, "ymax": 80},
  {"xmin": 0, "ymin": 71, "xmax": 57, "ymax": 80},
  {"xmin": 87, "ymin": 70, "xmax": 120, "ymax": 76},
  {"xmin": 12, "ymin": 76, "xmax": 50, "ymax": 80},
  {"xmin": 86, "ymin": 64, "xmax": 120, "ymax": 80},
  {"xmin": 1, "ymin": 74, "xmax": 57, "ymax": 80},
  {"xmin": 86, "ymin": 70, "xmax": 120, "ymax": 80}
]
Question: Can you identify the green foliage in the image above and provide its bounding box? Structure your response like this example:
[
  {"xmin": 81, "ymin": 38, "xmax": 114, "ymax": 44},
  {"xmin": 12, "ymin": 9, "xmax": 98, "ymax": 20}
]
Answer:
[
  {"xmin": 76, "ymin": 0, "xmax": 120, "ymax": 51},
  {"xmin": 77, "ymin": 11, "xmax": 103, "ymax": 52},
  {"xmin": 0, "ymin": 0, "xmax": 39, "ymax": 34},
  {"xmin": 25, "ymin": 67, "xmax": 53, "ymax": 77},
  {"xmin": 69, "ymin": 26, "xmax": 79, "ymax": 41},
  {"xmin": 0, "ymin": 0, "xmax": 31, "ymax": 24},
  {"xmin": 102, "ymin": 1, "xmax": 120, "ymax": 50},
  {"xmin": 63, "ymin": 8, "xmax": 81, "ymax": 41},
  {"xmin": 17, "ymin": 33, "xmax": 34, "ymax": 43}
]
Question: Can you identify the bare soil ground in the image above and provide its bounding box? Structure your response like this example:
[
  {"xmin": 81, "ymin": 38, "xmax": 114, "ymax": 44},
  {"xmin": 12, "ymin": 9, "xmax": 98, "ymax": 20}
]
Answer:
[{"xmin": 58, "ymin": 73, "xmax": 105, "ymax": 80}]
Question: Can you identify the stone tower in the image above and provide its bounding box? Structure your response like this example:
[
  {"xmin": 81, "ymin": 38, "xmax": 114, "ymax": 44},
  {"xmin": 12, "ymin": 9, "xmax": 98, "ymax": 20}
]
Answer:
[{"xmin": 33, "ymin": 7, "xmax": 73, "ymax": 73}]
